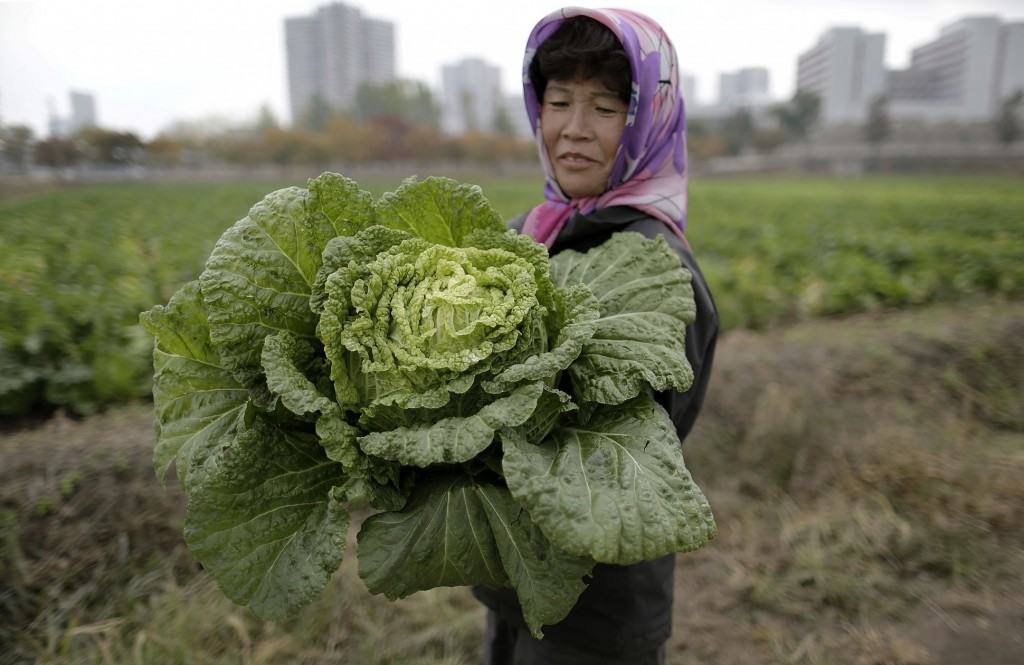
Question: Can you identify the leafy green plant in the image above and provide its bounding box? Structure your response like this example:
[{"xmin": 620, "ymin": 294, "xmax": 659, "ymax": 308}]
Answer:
[{"xmin": 140, "ymin": 173, "xmax": 715, "ymax": 636}]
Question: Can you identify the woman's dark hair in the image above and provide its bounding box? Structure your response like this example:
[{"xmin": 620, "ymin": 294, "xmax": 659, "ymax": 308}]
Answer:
[{"xmin": 530, "ymin": 17, "xmax": 632, "ymax": 104}]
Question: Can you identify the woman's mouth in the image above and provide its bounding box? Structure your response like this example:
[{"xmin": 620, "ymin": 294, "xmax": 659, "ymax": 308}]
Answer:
[{"xmin": 558, "ymin": 152, "xmax": 597, "ymax": 168}]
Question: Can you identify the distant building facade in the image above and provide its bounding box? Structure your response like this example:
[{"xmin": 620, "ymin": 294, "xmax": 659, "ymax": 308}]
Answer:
[
  {"xmin": 69, "ymin": 91, "xmax": 97, "ymax": 133},
  {"xmin": 888, "ymin": 17, "xmax": 1024, "ymax": 122},
  {"xmin": 503, "ymin": 93, "xmax": 533, "ymax": 138},
  {"xmin": 796, "ymin": 27, "xmax": 886, "ymax": 125},
  {"xmin": 284, "ymin": 2, "xmax": 396, "ymax": 125},
  {"xmin": 680, "ymin": 73, "xmax": 697, "ymax": 109},
  {"xmin": 47, "ymin": 91, "xmax": 97, "ymax": 138},
  {"xmin": 718, "ymin": 67, "xmax": 772, "ymax": 110},
  {"xmin": 441, "ymin": 57, "xmax": 502, "ymax": 135}
]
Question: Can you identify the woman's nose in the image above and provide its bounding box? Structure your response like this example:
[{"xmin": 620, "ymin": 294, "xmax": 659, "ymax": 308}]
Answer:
[{"xmin": 561, "ymin": 107, "xmax": 591, "ymax": 139}]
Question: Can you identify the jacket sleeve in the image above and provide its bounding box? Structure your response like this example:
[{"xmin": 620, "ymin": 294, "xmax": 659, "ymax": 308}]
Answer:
[{"xmin": 622, "ymin": 219, "xmax": 719, "ymax": 446}]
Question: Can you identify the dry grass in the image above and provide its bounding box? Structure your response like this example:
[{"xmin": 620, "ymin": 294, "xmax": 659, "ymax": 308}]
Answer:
[{"xmin": 2, "ymin": 299, "xmax": 1023, "ymax": 664}]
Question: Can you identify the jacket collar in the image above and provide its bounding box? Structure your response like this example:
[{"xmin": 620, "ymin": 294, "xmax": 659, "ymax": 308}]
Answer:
[{"xmin": 552, "ymin": 206, "xmax": 650, "ymax": 250}]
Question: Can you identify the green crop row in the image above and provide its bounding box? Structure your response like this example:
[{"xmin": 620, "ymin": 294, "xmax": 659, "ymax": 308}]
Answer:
[
  {"xmin": 1, "ymin": 175, "xmax": 1021, "ymax": 417},
  {"xmin": 687, "ymin": 177, "xmax": 1024, "ymax": 328}
]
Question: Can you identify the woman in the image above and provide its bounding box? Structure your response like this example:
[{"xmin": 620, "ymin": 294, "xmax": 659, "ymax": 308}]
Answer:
[{"xmin": 472, "ymin": 8, "xmax": 719, "ymax": 665}]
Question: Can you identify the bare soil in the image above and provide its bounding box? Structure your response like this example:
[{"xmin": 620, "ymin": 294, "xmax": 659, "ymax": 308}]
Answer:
[{"xmin": 2, "ymin": 299, "xmax": 1022, "ymax": 664}]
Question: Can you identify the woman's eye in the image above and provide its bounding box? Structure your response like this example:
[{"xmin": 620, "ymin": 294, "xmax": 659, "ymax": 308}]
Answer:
[
  {"xmin": 548, "ymin": 101, "xmax": 569, "ymax": 109},
  {"xmin": 596, "ymin": 107, "xmax": 618, "ymax": 116}
]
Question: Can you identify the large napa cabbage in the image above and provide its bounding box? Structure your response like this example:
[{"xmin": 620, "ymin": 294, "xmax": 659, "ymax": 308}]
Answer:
[{"xmin": 140, "ymin": 173, "xmax": 715, "ymax": 637}]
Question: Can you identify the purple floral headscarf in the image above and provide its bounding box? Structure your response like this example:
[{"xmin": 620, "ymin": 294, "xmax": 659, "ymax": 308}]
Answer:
[{"xmin": 520, "ymin": 7, "xmax": 689, "ymax": 248}]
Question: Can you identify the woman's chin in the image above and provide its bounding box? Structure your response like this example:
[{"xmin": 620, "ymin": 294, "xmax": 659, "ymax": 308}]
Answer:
[{"xmin": 556, "ymin": 173, "xmax": 606, "ymax": 199}]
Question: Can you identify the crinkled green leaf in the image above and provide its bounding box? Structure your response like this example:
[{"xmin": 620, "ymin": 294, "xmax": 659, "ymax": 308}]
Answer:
[
  {"xmin": 551, "ymin": 232, "xmax": 696, "ymax": 405},
  {"xmin": 502, "ymin": 392, "xmax": 716, "ymax": 565},
  {"xmin": 261, "ymin": 331, "xmax": 334, "ymax": 418},
  {"xmin": 319, "ymin": 230, "xmax": 543, "ymax": 416},
  {"xmin": 463, "ymin": 228, "xmax": 557, "ymax": 312},
  {"xmin": 311, "ymin": 225, "xmax": 410, "ymax": 315},
  {"xmin": 140, "ymin": 281, "xmax": 248, "ymax": 485},
  {"xmin": 357, "ymin": 473, "xmax": 509, "ymax": 598},
  {"xmin": 358, "ymin": 381, "xmax": 544, "ymax": 467},
  {"xmin": 375, "ymin": 176, "xmax": 505, "ymax": 246},
  {"xmin": 513, "ymin": 385, "xmax": 576, "ymax": 445},
  {"xmin": 476, "ymin": 483, "xmax": 593, "ymax": 638},
  {"xmin": 307, "ymin": 171, "xmax": 376, "ymax": 237},
  {"xmin": 483, "ymin": 283, "xmax": 599, "ymax": 394},
  {"xmin": 316, "ymin": 406, "xmax": 407, "ymax": 511},
  {"xmin": 200, "ymin": 182, "xmax": 365, "ymax": 386},
  {"xmin": 315, "ymin": 405, "xmax": 362, "ymax": 468},
  {"xmin": 185, "ymin": 414, "xmax": 348, "ymax": 620}
]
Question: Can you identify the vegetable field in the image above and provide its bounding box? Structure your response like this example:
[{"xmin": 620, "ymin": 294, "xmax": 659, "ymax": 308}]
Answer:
[{"xmin": 1, "ymin": 175, "xmax": 1022, "ymax": 417}]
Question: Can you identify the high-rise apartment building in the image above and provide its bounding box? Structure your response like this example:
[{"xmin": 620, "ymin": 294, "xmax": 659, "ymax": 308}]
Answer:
[
  {"xmin": 441, "ymin": 57, "xmax": 502, "ymax": 135},
  {"xmin": 718, "ymin": 67, "xmax": 772, "ymax": 110},
  {"xmin": 680, "ymin": 73, "xmax": 697, "ymax": 109},
  {"xmin": 69, "ymin": 91, "xmax": 97, "ymax": 133},
  {"xmin": 888, "ymin": 17, "xmax": 1024, "ymax": 122},
  {"xmin": 285, "ymin": 2, "xmax": 396, "ymax": 125},
  {"xmin": 796, "ymin": 27, "xmax": 886, "ymax": 125}
]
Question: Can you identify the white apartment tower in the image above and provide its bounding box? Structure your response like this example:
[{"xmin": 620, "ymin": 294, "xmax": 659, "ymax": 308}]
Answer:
[
  {"xmin": 285, "ymin": 2, "xmax": 396, "ymax": 125},
  {"xmin": 680, "ymin": 73, "xmax": 697, "ymax": 109},
  {"xmin": 441, "ymin": 58, "xmax": 502, "ymax": 135},
  {"xmin": 68, "ymin": 91, "xmax": 97, "ymax": 133},
  {"xmin": 888, "ymin": 17, "xmax": 1024, "ymax": 122},
  {"xmin": 796, "ymin": 27, "xmax": 886, "ymax": 125},
  {"xmin": 718, "ymin": 67, "xmax": 772, "ymax": 110}
]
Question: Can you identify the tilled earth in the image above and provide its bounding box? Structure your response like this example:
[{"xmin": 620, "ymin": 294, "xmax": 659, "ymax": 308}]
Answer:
[{"xmin": 2, "ymin": 300, "xmax": 1023, "ymax": 664}]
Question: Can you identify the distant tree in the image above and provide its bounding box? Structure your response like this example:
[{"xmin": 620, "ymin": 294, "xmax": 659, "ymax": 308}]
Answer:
[
  {"xmin": 256, "ymin": 104, "xmax": 279, "ymax": 131},
  {"xmin": 722, "ymin": 108, "xmax": 754, "ymax": 155},
  {"xmin": 460, "ymin": 90, "xmax": 479, "ymax": 133},
  {"xmin": 77, "ymin": 127, "xmax": 144, "ymax": 164},
  {"xmin": 34, "ymin": 136, "xmax": 81, "ymax": 168},
  {"xmin": 864, "ymin": 95, "xmax": 891, "ymax": 146},
  {"xmin": 1, "ymin": 124, "xmax": 35, "ymax": 172},
  {"xmin": 687, "ymin": 118, "xmax": 710, "ymax": 138},
  {"xmin": 355, "ymin": 80, "xmax": 440, "ymax": 129},
  {"xmin": 751, "ymin": 127, "xmax": 786, "ymax": 154},
  {"xmin": 492, "ymin": 104, "xmax": 516, "ymax": 137},
  {"xmin": 301, "ymin": 94, "xmax": 335, "ymax": 132},
  {"xmin": 995, "ymin": 89, "xmax": 1023, "ymax": 145},
  {"xmin": 144, "ymin": 136, "xmax": 185, "ymax": 167},
  {"xmin": 771, "ymin": 90, "xmax": 821, "ymax": 142}
]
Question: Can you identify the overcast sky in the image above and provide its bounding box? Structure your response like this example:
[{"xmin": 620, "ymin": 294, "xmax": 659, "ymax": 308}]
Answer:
[{"xmin": 2, "ymin": 0, "xmax": 1022, "ymax": 138}]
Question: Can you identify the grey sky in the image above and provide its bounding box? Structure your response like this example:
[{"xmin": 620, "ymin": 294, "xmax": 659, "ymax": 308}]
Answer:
[{"xmin": 1, "ymin": 0, "xmax": 1022, "ymax": 138}]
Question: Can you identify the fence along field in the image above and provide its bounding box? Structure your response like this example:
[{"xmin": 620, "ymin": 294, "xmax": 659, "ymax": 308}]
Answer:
[{"xmin": 0, "ymin": 175, "xmax": 1022, "ymax": 418}]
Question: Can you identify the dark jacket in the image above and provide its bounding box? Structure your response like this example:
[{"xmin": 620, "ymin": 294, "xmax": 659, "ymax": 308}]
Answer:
[{"xmin": 472, "ymin": 205, "xmax": 719, "ymax": 656}]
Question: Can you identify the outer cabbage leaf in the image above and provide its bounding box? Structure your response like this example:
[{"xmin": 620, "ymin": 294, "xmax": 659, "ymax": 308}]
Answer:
[
  {"xmin": 476, "ymin": 483, "xmax": 593, "ymax": 638},
  {"xmin": 199, "ymin": 176, "xmax": 373, "ymax": 386},
  {"xmin": 308, "ymin": 171, "xmax": 376, "ymax": 237},
  {"xmin": 357, "ymin": 473, "xmax": 509, "ymax": 598},
  {"xmin": 139, "ymin": 281, "xmax": 248, "ymax": 486},
  {"xmin": 375, "ymin": 176, "xmax": 505, "ymax": 246},
  {"xmin": 550, "ymin": 232, "xmax": 696, "ymax": 405},
  {"xmin": 260, "ymin": 331, "xmax": 406, "ymax": 508},
  {"xmin": 501, "ymin": 392, "xmax": 716, "ymax": 565},
  {"xmin": 184, "ymin": 414, "xmax": 348, "ymax": 620},
  {"xmin": 358, "ymin": 381, "xmax": 544, "ymax": 467},
  {"xmin": 358, "ymin": 474, "xmax": 592, "ymax": 639}
]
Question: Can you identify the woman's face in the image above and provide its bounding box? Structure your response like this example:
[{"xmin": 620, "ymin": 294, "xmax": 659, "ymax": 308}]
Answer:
[{"xmin": 540, "ymin": 78, "xmax": 628, "ymax": 198}]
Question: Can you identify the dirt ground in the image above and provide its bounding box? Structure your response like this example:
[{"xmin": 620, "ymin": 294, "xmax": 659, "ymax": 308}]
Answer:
[{"xmin": 2, "ymin": 299, "xmax": 1022, "ymax": 664}]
